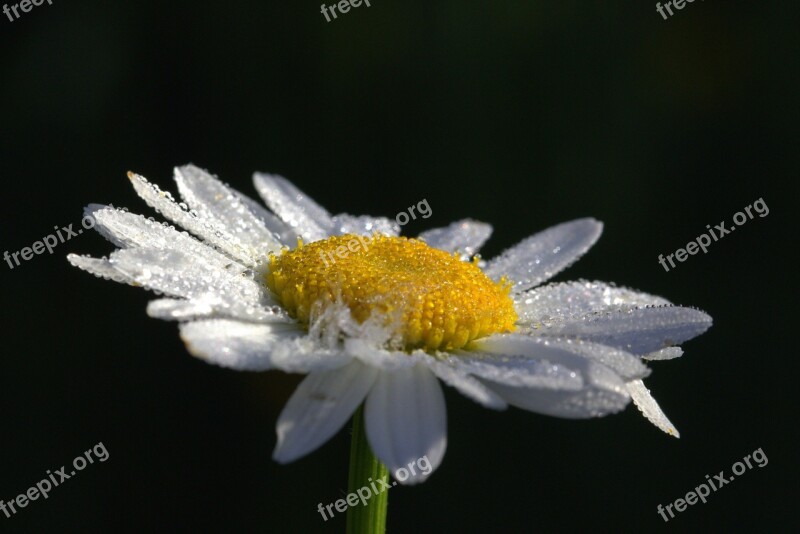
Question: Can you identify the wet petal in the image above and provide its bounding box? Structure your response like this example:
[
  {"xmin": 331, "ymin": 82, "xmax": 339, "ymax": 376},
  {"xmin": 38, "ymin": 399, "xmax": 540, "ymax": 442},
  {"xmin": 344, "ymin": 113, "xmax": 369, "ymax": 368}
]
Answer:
[
  {"xmin": 329, "ymin": 214, "xmax": 400, "ymax": 237},
  {"xmin": 273, "ymin": 361, "xmax": 378, "ymax": 463},
  {"xmin": 128, "ymin": 172, "xmax": 275, "ymax": 265},
  {"xmin": 537, "ymin": 306, "xmax": 713, "ymax": 355},
  {"xmin": 485, "ymin": 218, "xmax": 603, "ymax": 292},
  {"xmin": 423, "ymin": 354, "xmax": 507, "ymax": 409},
  {"xmin": 643, "ymin": 347, "xmax": 683, "ymax": 361},
  {"xmin": 84, "ymin": 205, "xmax": 235, "ymax": 269},
  {"xmin": 179, "ymin": 319, "xmax": 350, "ymax": 373},
  {"xmin": 626, "ymin": 379, "xmax": 680, "ymax": 437},
  {"xmin": 173, "ymin": 164, "xmax": 283, "ymax": 252},
  {"xmin": 365, "ymin": 365, "xmax": 446, "ymax": 485},
  {"xmin": 418, "ymin": 219, "xmax": 492, "ymax": 259},
  {"xmin": 146, "ymin": 296, "xmax": 289, "ymax": 324},
  {"xmin": 515, "ymin": 280, "xmax": 670, "ymax": 326},
  {"xmin": 470, "ymin": 334, "xmax": 631, "ymax": 418},
  {"xmin": 67, "ymin": 253, "xmax": 132, "ymax": 285},
  {"xmin": 253, "ymin": 172, "xmax": 333, "ymax": 242},
  {"xmin": 146, "ymin": 298, "xmax": 215, "ymax": 320},
  {"xmin": 104, "ymin": 247, "xmax": 288, "ymax": 322}
]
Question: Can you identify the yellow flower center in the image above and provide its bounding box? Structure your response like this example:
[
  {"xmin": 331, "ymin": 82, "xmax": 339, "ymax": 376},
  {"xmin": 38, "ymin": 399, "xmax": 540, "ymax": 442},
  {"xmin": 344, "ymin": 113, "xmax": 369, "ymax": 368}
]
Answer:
[{"xmin": 266, "ymin": 234, "xmax": 517, "ymax": 351}]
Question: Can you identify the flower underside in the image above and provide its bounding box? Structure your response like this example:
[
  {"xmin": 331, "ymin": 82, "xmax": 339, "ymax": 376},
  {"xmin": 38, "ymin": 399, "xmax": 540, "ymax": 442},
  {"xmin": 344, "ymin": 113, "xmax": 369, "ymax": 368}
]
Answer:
[{"xmin": 266, "ymin": 234, "xmax": 518, "ymax": 351}]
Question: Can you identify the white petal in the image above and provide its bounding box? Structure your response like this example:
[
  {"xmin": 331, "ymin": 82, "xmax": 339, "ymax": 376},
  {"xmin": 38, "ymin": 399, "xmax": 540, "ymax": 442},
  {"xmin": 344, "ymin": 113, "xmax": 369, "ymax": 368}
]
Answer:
[
  {"xmin": 485, "ymin": 218, "xmax": 603, "ymax": 292},
  {"xmin": 173, "ymin": 164, "xmax": 283, "ymax": 252},
  {"xmin": 515, "ymin": 280, "xmax": 671, "ymax": 326},
  {"xmin": 417, "ymin": 219, "xmax": 492, "ymax": 259},
  {"xmin": 473, "ymin": 335, "xmax": 647, "ymax": 381},
  {"xmin": 448, "ymin": 351, "xmax": 585, "ymax": 390},
  {"xmin": 422, "ymin": 354, "xmax": 507, "ymax": 410},
  {"xmin": 643, "ymin": 347, "xmax": 684, "ymax": 361},
  {"xmin": 553, "ymin": 339, "xmax": 650, "ymax": 381},
  {"xmin": 329, "ymin": 214, "xmax": 399, "ymax": 237},
  {"xmin": 107, "ymin": 247, "xmax": 254, "ymax": 297},
  {"xmin": 273, "ymin": 361, "xmax": 378, "ymax": 463},
  {"xmin": 466, "ymin": 333, "xmax": 648, "ymax": 384},
  {"xmin": 85, "ymin": 205, "xmax": 236, "ymax": 270},
  {"xmin": 73, "ymin": 243, "xmax": 287, "ymax": 323},
  {"xmin": 67, "ymin": 253, "xmax": 132, "ymax": 284},
  {"xmin": 84, "ymin": 204, "xmax": 247, "ymax": 284},
  {"xmin": 128, "ymin": 172, "xmax": 270, "ymax": 266},
  {"xmin": 105, "ymin": 247, "xmax": 287, "ymax": 322},
  {"xmin": 470, "ymin": 334, "xmax": 631, "ymax": 418},
  {"xmin": 484, "ymin": 368, "xmax": 629, "ymax": 419},
  {"xmin": 232, "ymin": 189, "xmax": 295, "ymax": 245},
  {"xmin": 253, "ymin": 172, "xmax": 333, "ymax": 242},
  {"xmin": 344, "ymin": 339, "xmax": 421, "ymax": 371},
  {"xmin": 365, "ymin": 365, "xmax": 447, "ymax": 485},
  {"xmin": 626, "ymin": 379, "xmax": 680, "ymax": 437},
  {"xmin": 345, "ymin": 343, "xmax": 505, "ymax": 412},
  {"xmin": 537, "ymin": 306, "xmax": 713, "ymax": 355},
  {"xmin": 147, "ymin": 298, "xmax": 215, "ymax": 320},
  {"xmin": 179, "ymin": 319, "xmax": 350, "ymax": 373},
  {"xmin": 146, "ymin": 296, "xmax": 288, "ymax": 324}
]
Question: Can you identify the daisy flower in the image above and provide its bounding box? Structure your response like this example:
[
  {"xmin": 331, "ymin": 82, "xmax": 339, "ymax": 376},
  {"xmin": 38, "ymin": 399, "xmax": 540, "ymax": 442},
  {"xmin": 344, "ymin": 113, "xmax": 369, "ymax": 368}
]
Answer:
[{"xmin": 68, "ymin": 165, "xmax": 712, "ymax": 491}]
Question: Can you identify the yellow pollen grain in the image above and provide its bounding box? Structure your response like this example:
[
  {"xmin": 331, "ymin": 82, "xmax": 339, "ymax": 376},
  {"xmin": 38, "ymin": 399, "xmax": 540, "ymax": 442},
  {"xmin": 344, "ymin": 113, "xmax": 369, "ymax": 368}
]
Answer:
[{"xmin": 265, "ymin": 234, "xmax": 517, "ymax": 351}]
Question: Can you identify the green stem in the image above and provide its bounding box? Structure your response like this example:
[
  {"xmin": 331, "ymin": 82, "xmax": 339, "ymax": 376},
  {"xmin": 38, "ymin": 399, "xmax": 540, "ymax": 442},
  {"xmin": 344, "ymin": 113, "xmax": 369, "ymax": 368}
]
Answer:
[{"xmin": 345, "ymin": 405, "xmax": 389, "ymax": 534}]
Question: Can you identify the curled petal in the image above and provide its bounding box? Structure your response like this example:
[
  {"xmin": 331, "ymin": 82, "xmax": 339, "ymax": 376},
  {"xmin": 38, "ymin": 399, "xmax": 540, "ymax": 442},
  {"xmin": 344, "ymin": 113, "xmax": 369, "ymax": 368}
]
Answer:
[{"xmin": 626, "ymin": 379, "xmax": 680, "ymax": 437}]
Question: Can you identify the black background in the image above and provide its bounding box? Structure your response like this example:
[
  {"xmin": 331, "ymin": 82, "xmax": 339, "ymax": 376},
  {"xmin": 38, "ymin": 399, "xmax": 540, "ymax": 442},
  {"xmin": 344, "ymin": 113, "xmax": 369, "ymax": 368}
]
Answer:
[{"xmin": 1, "ymin": 1, "xmax": 797, "ymax": 532}]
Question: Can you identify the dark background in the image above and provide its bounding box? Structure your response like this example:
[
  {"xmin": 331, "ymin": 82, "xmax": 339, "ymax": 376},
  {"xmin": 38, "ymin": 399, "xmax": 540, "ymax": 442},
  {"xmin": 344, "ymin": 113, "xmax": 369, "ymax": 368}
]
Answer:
[{"xmin": 1, "ymin": 1, "xmax": 797, "ymax": 532}]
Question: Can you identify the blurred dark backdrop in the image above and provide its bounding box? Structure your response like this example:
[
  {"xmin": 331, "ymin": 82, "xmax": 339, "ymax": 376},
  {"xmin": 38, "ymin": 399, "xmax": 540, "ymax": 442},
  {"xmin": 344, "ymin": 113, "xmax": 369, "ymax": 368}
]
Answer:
[{"xmin": 1, "ymin": 1, "xmax": 797, "ymax": 532}]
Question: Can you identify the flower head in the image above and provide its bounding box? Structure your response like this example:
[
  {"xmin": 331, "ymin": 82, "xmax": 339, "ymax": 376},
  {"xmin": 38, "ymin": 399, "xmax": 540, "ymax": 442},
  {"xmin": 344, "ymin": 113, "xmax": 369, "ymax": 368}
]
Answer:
[
  {"xmin": 69, "ymin": 165, "xmax": 712, "ymax": 484},
  {"xmin": 267, "ymin": 233, "xmax": 518, "ymax": 350}
]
